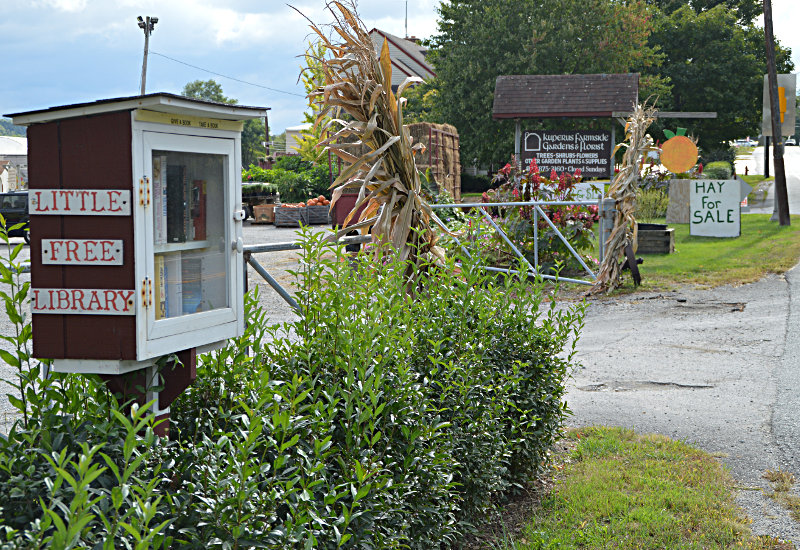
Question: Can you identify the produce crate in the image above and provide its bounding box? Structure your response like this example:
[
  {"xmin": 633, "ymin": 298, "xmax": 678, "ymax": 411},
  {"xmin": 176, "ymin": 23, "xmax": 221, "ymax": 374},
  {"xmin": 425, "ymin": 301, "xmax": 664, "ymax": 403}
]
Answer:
[
  {"xmin": 274, "ymin": 206, "xmax": 308, "ymax": 227},
  {"xmin": 252, "ymin": 204, "xmax": 275, "ymax": 224},
  {"xmin": 306, "ymin": 204, "xmax": 331, "ymax": 225}
]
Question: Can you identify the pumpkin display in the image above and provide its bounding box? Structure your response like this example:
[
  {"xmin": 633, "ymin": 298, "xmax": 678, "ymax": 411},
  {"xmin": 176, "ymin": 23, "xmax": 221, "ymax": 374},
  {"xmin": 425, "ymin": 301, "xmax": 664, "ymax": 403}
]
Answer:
[{"xmin": 660, "ymin": 128, "xmax": 698, "ymax": 174}]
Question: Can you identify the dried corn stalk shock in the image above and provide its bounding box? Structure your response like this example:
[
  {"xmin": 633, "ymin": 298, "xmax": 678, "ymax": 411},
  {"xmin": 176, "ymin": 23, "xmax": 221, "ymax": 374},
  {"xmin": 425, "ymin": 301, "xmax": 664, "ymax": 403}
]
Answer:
[
  {"xmin": 589, "ymin": 103, "xmax": 657, "ymax": 295},
  {"xmin": 303, "ymin": 1, "xmax": 451, "ymax": 272}
]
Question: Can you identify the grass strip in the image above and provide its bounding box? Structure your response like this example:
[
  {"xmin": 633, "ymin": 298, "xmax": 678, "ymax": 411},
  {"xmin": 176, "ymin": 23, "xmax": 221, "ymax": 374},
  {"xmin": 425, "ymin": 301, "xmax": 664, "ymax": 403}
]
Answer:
[
  {"xmin": 502, "ymin": 427, "xmax": 791, "ymax": 549},
  {"xmin": 637, "ymin": 214, "xmax": 800, "ymax": 288}
]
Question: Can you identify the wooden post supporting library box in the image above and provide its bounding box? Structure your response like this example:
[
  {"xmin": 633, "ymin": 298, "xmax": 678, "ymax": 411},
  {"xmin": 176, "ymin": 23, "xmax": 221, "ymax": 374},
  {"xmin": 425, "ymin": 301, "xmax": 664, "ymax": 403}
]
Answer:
[{"xmin": 8, "ymin": 94, "xmax": 268, "ymax": 436}]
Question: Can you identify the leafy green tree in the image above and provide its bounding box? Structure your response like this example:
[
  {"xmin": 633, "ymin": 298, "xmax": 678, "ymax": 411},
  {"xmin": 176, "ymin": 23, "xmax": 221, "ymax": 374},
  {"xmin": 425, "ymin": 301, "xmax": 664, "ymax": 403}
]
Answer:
[
  {"xmin": 295, "ymin": 41, "xmax": 329, "ymax": 163},
  {"xmin": 181, "ymin": 79, "xmax": 266, "ymax": 168},
  {"xmin": 0, "ymin": 119, "xmax": 25, "ymax": 137},
  {"xmin": 182, "ymin": 79, "xmax": 234, "ymax": 103},
  {"xmin": 644, "ymin": 0, "xmax": 761, "ymax": 25},
  {"xmin": 645, "ymin": 5, "xmax": 793, "ymax": 150},
  {"xmin": 403, "ymin": 80, "xmax": 443, "ymax": 124},
  {"xmin": 429, "ymin": 0, "xmax": 661, "ymax": 166}
]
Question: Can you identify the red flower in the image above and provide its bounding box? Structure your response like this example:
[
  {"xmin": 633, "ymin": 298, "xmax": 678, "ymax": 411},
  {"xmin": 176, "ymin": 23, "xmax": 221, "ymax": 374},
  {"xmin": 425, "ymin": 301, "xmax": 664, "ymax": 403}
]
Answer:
[
  {"xmin": 558, "ymin": 173, "xmax": 567, "ymax": 191},
  {"xmin": 574, "ymin": 168, "xmax": 582, "ymax": 179},
  {"xmin": 550, "ymin": 169, "xmax": 557, "ymax": 181},
  {"xmin": 499, "ymin": 163, "xmax": 512, "ymax": 176},
  {"xmin": 698, "ymin": 163, "xmax": 704, "ymax": 174},
  {"xmin": 512, "ymin": 188, "xmax": 520, "ymax": 198}
]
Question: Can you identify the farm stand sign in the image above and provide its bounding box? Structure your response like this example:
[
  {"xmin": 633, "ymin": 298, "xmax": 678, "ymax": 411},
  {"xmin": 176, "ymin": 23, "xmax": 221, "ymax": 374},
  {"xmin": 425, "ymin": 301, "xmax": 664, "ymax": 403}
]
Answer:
[
  {"xmin": 690, "ymin": 179, "xmax": 740, "ymax": 237},
  {"xmin": 521, "ymin": 130, "xmax": 612, "ymax": 178}
]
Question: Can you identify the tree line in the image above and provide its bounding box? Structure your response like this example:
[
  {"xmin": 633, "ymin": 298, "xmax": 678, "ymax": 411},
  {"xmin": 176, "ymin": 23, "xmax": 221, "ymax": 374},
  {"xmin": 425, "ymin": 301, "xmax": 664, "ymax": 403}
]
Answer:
[{"xmin": 404, "ymin": 0, "xmax": 794, "ymax": 167}]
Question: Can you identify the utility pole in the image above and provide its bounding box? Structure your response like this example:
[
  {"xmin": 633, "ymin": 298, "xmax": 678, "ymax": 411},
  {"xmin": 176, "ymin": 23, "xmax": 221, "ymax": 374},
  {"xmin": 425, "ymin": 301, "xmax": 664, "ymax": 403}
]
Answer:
[
  {"xmin": 138, "ymin": 16, "xmax": 158, "ymax": 96},
  {"xmin": 764, "ymin": 0, "xmax": 790, "ymax": 225}
]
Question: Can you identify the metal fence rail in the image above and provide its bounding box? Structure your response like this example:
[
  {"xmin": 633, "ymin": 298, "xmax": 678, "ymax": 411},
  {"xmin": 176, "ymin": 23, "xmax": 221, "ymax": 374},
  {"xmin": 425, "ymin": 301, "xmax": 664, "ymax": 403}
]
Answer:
[{"xmin": 429, "ymin": 199, "xmax": 605, "ymax": 286}]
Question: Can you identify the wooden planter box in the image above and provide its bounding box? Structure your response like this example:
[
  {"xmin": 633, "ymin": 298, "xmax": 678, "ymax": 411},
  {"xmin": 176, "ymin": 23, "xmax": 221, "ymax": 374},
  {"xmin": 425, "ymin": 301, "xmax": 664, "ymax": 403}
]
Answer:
[
  {"xmin": 306, "ymin": 204, "xmax": 330, "ymax": 225},
  {"xmin": 252, "ymin": 204, "xmax": 275, "ymax": 224},
  {"xmin": 637, "ymin": 223, "xmax": 674, "ymax": 254},
  {"xmin": 274, "ymin": 206, "xmax": 308, "ymax": 227}
]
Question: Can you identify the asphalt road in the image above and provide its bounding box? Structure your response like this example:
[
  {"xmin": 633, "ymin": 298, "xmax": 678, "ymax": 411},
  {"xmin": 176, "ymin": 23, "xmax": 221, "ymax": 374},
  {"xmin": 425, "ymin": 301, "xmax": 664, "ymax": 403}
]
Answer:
[{"xmin": 737, "ymin": 144, "xmax": 800, "ymax": 215}]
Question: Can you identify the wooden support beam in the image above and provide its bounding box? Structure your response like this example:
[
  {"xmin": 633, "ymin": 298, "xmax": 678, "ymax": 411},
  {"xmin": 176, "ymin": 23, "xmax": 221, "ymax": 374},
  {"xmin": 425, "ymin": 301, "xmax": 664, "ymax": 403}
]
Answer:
[{"xmin": 612, "ymin": 111, "xmax": 717, "ymax": 119}]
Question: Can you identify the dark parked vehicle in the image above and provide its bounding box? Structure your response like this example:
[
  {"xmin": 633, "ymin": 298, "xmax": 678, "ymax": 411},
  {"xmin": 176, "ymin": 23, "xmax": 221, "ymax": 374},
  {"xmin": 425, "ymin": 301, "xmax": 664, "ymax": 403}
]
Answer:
[{"xmin": 0, "ymin": 191, "xmax": 29, "ymax": 243}]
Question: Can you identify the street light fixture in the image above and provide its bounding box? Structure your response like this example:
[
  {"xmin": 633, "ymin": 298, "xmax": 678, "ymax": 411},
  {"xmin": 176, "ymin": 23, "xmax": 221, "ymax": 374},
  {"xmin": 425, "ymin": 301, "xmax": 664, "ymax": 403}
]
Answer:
[{"xmin": 137, "ymin": 16, "xmax": 158, "ymax": 95}]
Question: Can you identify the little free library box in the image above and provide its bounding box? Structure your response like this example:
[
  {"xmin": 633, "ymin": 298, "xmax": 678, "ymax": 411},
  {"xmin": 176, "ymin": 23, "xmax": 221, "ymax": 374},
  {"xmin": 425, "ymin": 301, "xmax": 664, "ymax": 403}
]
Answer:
[{"xmin": 8, "ymin": 94, "xmax": 268, "ymax": 375}]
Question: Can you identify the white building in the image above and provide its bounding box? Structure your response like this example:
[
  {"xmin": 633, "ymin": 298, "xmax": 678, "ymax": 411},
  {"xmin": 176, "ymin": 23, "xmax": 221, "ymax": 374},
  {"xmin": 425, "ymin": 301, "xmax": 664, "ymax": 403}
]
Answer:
[
  {"xmin": 0, "ymin": 136, "xmax": 27, "ymax": 192},
  {"xmin": 284, "ymin": 123, "xmax": 312, "ymax": 154}
]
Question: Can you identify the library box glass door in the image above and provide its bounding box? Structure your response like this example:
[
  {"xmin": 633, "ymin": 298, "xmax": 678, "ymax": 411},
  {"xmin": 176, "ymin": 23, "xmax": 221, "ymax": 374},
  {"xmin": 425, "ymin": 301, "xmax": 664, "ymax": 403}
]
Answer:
[{"xmin": 142, "ymin": 131, "xmax": 239, "ymax": 349}]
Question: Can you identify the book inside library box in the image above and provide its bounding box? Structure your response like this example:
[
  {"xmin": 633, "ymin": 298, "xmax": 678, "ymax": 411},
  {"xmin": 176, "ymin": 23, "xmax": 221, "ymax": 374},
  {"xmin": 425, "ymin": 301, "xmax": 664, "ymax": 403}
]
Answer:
[{"xmin": 152, "ymin": 150, "xmax": 228, "ymax": 320}]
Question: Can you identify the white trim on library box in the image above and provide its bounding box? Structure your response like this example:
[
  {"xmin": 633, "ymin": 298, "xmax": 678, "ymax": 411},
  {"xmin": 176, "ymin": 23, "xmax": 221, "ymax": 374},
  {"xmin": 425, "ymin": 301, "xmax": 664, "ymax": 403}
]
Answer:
[
  {"xmin": 132, "ymin": 119, "xmax": 245, "ymax": 361},
  {"xmin": 52, "ymin": 339, "xmax": 228, "ymax": 375},
  {"xmin": 5, "ymin": 93, "xmax": 268, "ymax": 126}
]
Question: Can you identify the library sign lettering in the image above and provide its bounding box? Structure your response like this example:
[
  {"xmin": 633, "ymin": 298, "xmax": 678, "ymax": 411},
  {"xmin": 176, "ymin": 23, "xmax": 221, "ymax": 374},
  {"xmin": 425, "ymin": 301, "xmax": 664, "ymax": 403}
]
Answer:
[
  {"xmin": 521, "ymin": 130, "xmax": 612, "ymax": 178},
  {"xmin": 690, "ymin": 180, "xmax": 741, "ymax": 237},
  {"xmin": 30, "ymin": 189, "xmax": 134, "ymax": 314}
]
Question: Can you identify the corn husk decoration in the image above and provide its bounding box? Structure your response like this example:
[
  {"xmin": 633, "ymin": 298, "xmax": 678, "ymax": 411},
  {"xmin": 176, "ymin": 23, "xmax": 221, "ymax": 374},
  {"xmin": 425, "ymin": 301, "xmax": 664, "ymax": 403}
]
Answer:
[
  {"xmin": 589, "ymin": 103, "xmax": 657, "ymax": 295},
  {"xmin": 304, "ymin": 1, "xmax": 449, "ymax": 268}
]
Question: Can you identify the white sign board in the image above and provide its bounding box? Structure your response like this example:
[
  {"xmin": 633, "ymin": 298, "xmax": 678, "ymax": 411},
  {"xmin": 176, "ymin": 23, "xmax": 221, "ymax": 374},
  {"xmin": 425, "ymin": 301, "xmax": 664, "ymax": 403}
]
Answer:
[
  {"xmin": 690, "ymin": 179, "xmax": 741, "ymax": 237},
  {"xmin": 41, "ymin": 239, "xmax": 123, "ymax": 265},
  {"xmin": 31, "ymin": 288, "xmax": 136, "ymax": 315},
  {"xmin": 29, "ymin": 190, "xmax": 131, "ymax": 216},
  {"xmin": 762, "ymin": 74, "xmax": 796, "ymax": 137}
]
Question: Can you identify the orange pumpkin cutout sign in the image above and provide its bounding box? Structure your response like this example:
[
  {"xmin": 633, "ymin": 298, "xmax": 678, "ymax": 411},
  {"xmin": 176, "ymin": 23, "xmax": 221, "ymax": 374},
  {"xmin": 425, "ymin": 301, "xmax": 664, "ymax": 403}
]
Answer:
[{"xmin": 661, "ymin": 128, "xmax": 698, "ymax": 173}]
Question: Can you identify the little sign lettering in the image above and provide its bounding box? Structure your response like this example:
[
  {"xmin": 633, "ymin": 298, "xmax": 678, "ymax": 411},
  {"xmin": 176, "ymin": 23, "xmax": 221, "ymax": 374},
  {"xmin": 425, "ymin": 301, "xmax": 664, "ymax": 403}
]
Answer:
[
  {"xmin": 29, "ymin": 190, "xmax": 131, "ymax": 215},
  {"xmin": 41, "ymin": 239, "xmax": 123, "ymax": 265},
  {"xmin": 32, "ymin": 288, "xmax": 136, "ymax": 315},
  {"xmin": 690, "ymin": 179, "xmax": 741, "ymax": 237}
]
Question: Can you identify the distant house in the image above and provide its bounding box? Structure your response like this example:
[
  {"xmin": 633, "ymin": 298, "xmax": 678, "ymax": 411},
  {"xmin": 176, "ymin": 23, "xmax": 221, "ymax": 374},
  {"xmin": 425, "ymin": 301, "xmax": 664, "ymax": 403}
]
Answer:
[
  {"xmin": 368, "ymin": 29, "xmax": 435, "ymax": 90},
  {"xmin": 284, "ymin": 123, "xmax": 312, "ymax": 155},
  {"xmin": 0, "ymin": 136, "xmax": 27, "ymax": 192}
]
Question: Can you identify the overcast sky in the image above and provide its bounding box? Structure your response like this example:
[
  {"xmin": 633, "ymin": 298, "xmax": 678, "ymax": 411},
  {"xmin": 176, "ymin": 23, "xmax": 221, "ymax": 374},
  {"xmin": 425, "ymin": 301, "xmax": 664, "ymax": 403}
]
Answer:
[{"xmin": 2, "ymin": 0, "xmax": 800, "ymax": 135}]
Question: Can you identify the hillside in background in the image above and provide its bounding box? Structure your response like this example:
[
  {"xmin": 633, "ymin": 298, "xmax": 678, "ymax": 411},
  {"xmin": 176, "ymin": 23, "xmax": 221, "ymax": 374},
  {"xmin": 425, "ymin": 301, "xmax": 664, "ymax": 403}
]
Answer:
[{"xmin": 0, "ymin": 119, "xmax": 25, "ymax": 137}]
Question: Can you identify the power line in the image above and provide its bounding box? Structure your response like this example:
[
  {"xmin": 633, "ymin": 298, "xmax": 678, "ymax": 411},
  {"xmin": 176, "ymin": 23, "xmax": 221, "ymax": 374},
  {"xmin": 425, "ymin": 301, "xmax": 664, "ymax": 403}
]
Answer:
[{"xmin": 150, "ymin": 50, "xmax": 306, "ymax": 98}]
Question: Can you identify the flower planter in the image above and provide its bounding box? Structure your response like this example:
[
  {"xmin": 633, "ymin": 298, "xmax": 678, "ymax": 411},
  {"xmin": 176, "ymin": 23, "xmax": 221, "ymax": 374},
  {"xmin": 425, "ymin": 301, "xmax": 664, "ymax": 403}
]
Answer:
[{"xmin": 636, "ymin": 222, "xmax": 674, "ymax": 254}]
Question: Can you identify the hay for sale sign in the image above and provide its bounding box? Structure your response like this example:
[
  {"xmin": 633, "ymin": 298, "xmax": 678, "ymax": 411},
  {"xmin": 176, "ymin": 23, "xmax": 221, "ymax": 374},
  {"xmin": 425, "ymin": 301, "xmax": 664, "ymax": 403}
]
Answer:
[{"xmin": 690, "ymin": 180, "xmax": 740, "ymax": 237}]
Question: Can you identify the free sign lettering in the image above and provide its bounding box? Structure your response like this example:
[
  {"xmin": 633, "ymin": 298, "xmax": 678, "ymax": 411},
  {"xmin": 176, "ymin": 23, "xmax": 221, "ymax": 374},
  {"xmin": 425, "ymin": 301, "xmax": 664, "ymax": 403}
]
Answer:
[
  {"xmin": 41, "ymin": 239, "xmax": 123, "ymax": 265},
  {"xmin": 29, "ymin": 190, "xmax": 131, "ymax": 216},
  {"xmin": 31, "ymin": 288, "xmax": 136, "ymax": 315}
]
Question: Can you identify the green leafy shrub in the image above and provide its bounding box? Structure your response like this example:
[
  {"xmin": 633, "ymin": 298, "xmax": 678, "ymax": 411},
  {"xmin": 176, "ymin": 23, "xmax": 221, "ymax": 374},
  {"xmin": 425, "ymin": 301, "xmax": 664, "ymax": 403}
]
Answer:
[
  {"xmin": 635, "ymin": 187, "xmax": 670, "ymax": 222},
  {"xmin": 699, "ymin": 146, "xmax": 735, "ymax": 167},
  {"xmin": 703, "ymin": 161, "xmax": 733, "ymax": 179},
  {"xmin": 0, "ymin": 223, "xmax": 583, "ymax": 548}
]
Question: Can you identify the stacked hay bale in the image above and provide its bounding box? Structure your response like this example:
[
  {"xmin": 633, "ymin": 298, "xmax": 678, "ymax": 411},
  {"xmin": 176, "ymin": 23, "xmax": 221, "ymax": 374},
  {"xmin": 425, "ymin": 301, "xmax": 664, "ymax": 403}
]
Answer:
[
  {"xmin": 407, "ymin": 123, "xmax": 461, "ymax": 201},
  {"xmin": 333, "ymin": 122, "xmax": 461, "ymax": 200}
]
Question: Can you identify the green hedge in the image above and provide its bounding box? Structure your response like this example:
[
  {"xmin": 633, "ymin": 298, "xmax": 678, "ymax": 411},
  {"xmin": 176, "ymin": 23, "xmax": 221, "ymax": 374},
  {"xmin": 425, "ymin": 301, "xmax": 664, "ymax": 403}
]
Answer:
[
  {"xmin": 703, "ymin": 161, "xmax": 733, "ymax": 179},
  {"xmin": 0, "ymin": 229, "xmax": 583, "ymax": 548}
]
